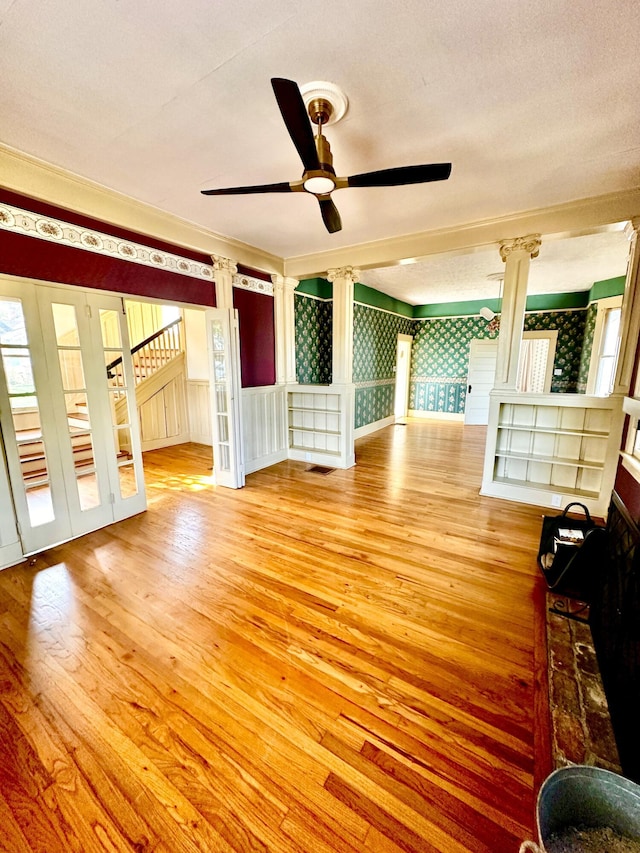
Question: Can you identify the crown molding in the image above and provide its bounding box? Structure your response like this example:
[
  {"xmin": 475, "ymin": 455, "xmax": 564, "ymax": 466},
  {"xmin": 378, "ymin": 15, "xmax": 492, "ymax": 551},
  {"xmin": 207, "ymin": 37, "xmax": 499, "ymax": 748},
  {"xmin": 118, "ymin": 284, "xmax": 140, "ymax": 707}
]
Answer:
[
  {"xmin": 0, "ymin": 143, "xmax": 283, "ymax": 277},
  {"xmin": 283, "ymin": 186, "xmax": 640, "ymax": 278}
]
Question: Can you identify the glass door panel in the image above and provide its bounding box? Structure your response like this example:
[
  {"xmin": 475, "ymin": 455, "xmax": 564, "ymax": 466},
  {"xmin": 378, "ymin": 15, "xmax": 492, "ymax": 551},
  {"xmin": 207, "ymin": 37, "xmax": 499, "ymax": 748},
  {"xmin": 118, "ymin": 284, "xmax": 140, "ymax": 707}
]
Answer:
[
  {"xmin": 51, "ymin": 301, "xmax": 104, "ymax": 517},
  {"xmin": 206, "ymin": 309, "xmax": 244, "ymax": 489},
  {"xmin": 0, "ymin": 286, "xmax": 72, "ymax": 554}
]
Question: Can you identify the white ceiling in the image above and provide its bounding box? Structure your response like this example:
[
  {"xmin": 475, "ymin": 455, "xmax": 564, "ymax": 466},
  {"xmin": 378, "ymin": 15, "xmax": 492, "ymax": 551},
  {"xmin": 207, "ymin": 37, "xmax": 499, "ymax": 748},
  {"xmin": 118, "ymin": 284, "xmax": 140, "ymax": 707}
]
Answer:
[
  {"xmin": 1, "ymin": 0, "xmax": 638, "ymax": 303},
  {"xmin": 359, "ymin": 228, "xmax": 631, "ymax": 304}
]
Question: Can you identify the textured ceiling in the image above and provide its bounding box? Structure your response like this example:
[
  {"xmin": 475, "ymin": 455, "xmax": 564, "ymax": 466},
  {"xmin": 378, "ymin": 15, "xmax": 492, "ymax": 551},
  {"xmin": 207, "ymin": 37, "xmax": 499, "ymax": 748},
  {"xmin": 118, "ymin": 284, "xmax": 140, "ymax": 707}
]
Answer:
[
  {"xmin": 359, "ymin": 228, "xmax": 631, "ymax": 304},
  {"xmin": 1, "ymin": 0, "xmax": 638, "ymax": 302}
]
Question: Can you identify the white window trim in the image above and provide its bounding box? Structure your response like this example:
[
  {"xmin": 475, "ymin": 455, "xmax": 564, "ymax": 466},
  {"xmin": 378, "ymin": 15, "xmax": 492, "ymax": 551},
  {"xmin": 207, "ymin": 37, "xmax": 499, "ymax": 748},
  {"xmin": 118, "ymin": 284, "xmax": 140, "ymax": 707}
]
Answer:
[{"xmin": 586, "ymin": 295, "xmax": 623, "ymax": 395}]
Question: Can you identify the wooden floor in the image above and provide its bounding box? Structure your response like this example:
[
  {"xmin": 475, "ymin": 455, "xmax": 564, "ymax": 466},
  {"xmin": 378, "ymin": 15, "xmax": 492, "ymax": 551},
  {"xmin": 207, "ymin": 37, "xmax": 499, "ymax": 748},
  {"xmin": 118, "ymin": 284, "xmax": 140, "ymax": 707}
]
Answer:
[{"xmin": 0, "ymin": 420, "xmax": 550, "ymax": 852}]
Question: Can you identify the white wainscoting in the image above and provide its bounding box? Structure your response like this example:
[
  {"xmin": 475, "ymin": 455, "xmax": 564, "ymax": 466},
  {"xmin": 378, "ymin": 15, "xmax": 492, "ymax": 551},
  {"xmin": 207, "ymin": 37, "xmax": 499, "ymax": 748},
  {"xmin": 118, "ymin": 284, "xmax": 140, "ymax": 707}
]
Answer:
[
  {"xmin": 187, "ymin": 380, "xmax": 212, "ymax": 446},
  {"xmin": 354, "ymin": 415, "xmax": 395, "ymax": 440},
  {"xmin": 242, "ymin": 386, "xmax": 288, "ymax": 474}
]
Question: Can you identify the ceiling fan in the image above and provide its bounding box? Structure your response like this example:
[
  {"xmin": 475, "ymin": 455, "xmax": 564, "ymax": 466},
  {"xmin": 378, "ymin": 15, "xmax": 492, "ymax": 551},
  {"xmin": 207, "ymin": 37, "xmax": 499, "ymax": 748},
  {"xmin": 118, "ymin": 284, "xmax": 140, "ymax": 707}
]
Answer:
[{"xmin": 201, "ymin": 78, "xmax": 452, "ymax": 234}]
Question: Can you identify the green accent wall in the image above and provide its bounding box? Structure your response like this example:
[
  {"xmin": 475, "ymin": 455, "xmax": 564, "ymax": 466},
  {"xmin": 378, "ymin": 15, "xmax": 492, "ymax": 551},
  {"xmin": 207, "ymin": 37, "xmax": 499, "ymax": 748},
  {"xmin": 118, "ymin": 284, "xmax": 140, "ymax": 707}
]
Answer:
[
  {"xmin": 296, "ymin": 277, "xmax": 333, "ymax": 299},
  {"xmin": 354, "ymin": 283, "xmax": 414, "ymax": 318},
  {"xmin": 589, "ymin": 275, "xmax": 625, "ymax": 302},
  {"xmin": 352, "ymin": 303, "xmax": 414, "ymax": 429},
  {"xmin": 295, "ymin": 294, "xmax": 332, "ymax": 384}
]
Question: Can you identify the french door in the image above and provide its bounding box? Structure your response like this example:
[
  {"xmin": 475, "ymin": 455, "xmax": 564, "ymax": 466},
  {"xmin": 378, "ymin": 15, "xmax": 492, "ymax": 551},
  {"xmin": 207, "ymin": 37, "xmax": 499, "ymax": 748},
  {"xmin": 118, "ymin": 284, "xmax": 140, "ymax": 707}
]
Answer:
[
  {"xmin": 206, "ymin": 308, "xmax": 245, "ymax": 489},
  {"xmin": 0, "ymin": 278, "xmax": 145, "ymax": 557}
]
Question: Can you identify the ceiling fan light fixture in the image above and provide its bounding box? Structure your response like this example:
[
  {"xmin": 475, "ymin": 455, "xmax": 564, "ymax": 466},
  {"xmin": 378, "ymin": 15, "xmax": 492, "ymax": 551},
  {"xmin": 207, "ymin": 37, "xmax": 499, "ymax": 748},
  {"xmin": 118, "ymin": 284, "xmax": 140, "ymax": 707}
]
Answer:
[{"xmin": 303, "ymin": 174, "xmax": 336, "ymax": 195}]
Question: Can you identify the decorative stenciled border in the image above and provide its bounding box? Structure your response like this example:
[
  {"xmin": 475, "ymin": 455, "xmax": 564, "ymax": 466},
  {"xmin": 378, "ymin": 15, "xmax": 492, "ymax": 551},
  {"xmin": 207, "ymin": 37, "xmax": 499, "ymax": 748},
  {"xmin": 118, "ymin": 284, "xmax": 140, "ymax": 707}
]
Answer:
[
  {"xmin": 0, "ymin": 203, "xmax": 214, "ymax": 282},
  {"xmin": 412, "ymin": 375, "xmax": 467, "ymax": 384},
  {"xmin": 233, "ymin": 274, "xmax": 273, "ymax": 296},
  {"xmin": 354, "ymin": 378, "xmax": 396, "ymax": 389}
]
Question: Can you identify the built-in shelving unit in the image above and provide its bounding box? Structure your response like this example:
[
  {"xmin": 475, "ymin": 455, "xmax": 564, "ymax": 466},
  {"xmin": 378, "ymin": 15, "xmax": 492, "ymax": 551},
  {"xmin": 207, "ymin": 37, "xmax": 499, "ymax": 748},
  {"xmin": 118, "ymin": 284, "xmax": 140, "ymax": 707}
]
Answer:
[
  {"xmin": 288, "ymin": 390, "xmax": 341, "ymax": 455},
  {"xmin": 286, "ymin": 384, "xmax": 355, "ymax": 469},
  {"xmin": 482, "ymin": 392, "xmax": 625, "ymax": 515}
]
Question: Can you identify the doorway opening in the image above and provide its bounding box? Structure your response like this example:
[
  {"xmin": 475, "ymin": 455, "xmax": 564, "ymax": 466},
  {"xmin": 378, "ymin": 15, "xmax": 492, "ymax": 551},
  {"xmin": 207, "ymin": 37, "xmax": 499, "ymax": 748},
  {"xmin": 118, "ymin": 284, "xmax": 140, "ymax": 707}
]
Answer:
[{"xmin": 394, "ymin": 334, "xmax": 412, "ymax": 423}]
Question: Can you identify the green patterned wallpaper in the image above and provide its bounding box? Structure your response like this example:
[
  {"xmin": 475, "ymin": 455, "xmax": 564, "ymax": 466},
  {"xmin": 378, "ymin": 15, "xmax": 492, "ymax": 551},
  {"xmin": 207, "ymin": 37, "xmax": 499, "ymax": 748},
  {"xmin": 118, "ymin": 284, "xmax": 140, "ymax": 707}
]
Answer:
[
  {"xmin": 577, "ymin": 303, "xmax": 597, "ymax": 393},
  {"xmin": 410, "ymin": 316, "xmax": 498, "ymax": 413},
  {"xmin": 523, "ymin": 309, "xmax": 586, "ymax": 393},
  {"xmin": 410, "ymin": 309, "xmax": 588, "ymax": 413},
  {"xmin": 353, "ymin": 303, "xmax": 414, "ymax": 429},
  {"xmin": 295, "ymin": 294, "xmax": 332, "ymax": 384}
]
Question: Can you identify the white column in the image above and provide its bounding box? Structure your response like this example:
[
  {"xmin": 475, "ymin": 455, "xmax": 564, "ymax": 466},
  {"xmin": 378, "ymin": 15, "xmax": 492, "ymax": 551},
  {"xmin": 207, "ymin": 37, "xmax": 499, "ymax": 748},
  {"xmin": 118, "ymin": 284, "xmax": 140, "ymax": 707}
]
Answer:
[
  {"xmin": 272, "ymin": 274, "xmax": 298, "ymax": 385},
  {"xmin": 494, "ymin": 234, "xmax": 542, "ymax": 390},
  {"xmin": 211, "ymin": 255, "xmax": 237, "ymax": 310},
  {"xmin": 612, "ymin": 218, "xmax": 640, "ymax": 397},
  {"xmin": 327, "ymin": 265, "xmax": 360, "ymax": 385}
]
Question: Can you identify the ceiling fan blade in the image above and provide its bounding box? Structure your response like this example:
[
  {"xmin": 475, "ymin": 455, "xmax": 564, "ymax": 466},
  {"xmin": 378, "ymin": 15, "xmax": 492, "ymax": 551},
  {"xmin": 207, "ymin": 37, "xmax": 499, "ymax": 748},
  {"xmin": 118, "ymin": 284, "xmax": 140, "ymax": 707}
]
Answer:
[
  {"xmin": 346, "ymin": 163, "xmax": 452, "ymax": 188},
  {"xmin": 318, "ymin": 197, "xmax": 342, "ymax": 234},
  {"xmin": 271, "ymin": 78, "xmax": 321, "ymax": 172},
  {"xmin": 201, "ymin": 181, "xmax": 294, "ymax": 196}
]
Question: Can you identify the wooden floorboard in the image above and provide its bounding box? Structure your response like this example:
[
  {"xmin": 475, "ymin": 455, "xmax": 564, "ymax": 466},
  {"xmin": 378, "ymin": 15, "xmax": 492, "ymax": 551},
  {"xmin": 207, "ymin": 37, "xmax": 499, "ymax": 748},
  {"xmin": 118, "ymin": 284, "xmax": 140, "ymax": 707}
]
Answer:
[{"xmin": 0, "ymin": 420, "xmax": 549, "ymax": 852}]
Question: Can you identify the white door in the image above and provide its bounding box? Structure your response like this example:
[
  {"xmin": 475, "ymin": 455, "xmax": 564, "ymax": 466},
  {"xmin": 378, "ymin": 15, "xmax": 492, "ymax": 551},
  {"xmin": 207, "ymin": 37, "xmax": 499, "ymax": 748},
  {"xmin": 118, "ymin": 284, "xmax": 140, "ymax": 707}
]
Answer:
[
  {"xmin": 464, "ymin": 339, "xmax": 498, "ymax": 425},
  {"xmin": 394, "ymin": 335, "xmax": 412, "ymax": 421},
  {"xmin": 0, "ymin": 279, "xmax": 146, "ymax": 557},
  {"xmin": 206, "ymin": 308, "xmax": 245, "ymax": 489}
]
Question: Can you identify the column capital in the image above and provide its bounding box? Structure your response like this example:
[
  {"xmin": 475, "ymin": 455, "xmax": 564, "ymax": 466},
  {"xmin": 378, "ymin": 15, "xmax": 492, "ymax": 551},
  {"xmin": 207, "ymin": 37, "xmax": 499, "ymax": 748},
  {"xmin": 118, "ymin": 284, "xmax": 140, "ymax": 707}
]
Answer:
[
  {"xmin": 499, "ymin": 234, "xmax": 542, "ymax": 262},
  {"xmin": 271, "ymin": 274, "xmax": 299, "ymax": 293},
  {"xmin": 211, "ymin": 255, "xmax": 238, "ymax": 274},
  {"xmin": 327, "ymin": 266, "xmax": 361, "ymax": 284}
]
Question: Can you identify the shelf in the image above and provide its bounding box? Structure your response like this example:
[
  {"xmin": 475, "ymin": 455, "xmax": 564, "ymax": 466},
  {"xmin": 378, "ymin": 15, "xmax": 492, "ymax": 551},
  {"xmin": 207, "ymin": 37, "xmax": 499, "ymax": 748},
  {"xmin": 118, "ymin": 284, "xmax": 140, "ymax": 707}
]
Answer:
[
  {"xmin": 288, "ymin": 406, "xmax": 341, "ymax": 415},
  {"xmin": 497, "ymin": 423, "xmax": 608, "ymax": 439},
  {"xmin": 288, "ymin": 425, "xmax": 341, "ymax": 436},
  {"xmin": 492, "ymin": 475, "xmax": 599, "ymax": 500},
  {"xmin": 289, "ymin": 445, "xmax": 341, "ymax": 457},
  {"xmin": 494, "ymin": 450, "xmax": 604, "ymax": 470}
]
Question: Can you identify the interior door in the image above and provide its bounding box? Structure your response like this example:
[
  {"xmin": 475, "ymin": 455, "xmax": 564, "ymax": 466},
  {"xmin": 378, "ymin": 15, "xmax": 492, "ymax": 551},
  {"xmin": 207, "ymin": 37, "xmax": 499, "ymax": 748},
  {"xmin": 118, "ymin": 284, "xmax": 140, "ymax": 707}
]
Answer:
[
  {"xmin": 0, "ymin": 281, "xmax": 72, "ymax": 554},
  {"xmin": 206, "ymin": 308, "xmax": 244, "ymax": 489},
  {"xmin": 464, "ymin": 339, "xmax": 498, "ymax": 425},
  {"xmin": 394, "ymin": 335, "xmax": 412, "ymax": 421},
  {"xmin": 0, "ymin": 278, "xmax": 146, "ymax": 557}
]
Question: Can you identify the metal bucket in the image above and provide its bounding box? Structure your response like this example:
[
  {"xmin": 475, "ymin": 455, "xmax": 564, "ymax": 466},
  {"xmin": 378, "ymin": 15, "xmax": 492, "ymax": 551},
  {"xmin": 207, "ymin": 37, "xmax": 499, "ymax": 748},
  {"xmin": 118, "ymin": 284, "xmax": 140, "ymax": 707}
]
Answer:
[{"xmin": 519, "ymin": 765, "xmax": 640, "ymax": 852}]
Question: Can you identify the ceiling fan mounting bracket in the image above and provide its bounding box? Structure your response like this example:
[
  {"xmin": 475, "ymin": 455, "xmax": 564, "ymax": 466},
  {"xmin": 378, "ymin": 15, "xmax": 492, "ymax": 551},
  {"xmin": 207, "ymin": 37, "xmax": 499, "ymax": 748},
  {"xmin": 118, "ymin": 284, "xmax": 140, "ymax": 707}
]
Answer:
[{"xmin": 299, "ymin": 81, "xmax": 349, "ymax": 126}]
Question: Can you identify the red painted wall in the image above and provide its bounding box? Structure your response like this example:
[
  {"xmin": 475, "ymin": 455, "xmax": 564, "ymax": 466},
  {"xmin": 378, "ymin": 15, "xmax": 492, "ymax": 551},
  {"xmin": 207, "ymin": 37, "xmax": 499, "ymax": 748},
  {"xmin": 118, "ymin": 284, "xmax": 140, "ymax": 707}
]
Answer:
[
  {"xmin": 233, "ymin": 286, "xmax": 276, "ymax": 387},
  {"xmin": 0, "ymin": 230, "xmax": 216, "ymax": 306}
]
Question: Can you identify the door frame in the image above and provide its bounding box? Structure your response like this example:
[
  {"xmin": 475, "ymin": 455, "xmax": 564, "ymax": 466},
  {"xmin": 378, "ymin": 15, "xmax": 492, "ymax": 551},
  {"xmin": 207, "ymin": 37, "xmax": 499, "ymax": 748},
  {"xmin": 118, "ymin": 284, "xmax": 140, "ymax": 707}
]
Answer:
[{"xmin": 394, "ymin": 334, "xmax": 413, "ymax": 422}]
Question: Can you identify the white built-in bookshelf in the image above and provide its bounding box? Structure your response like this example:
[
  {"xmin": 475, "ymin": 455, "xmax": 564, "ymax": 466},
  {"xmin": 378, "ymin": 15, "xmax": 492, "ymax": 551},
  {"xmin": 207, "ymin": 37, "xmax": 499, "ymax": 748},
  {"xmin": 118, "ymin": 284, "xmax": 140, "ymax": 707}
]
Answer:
[
  {"xmin": 287, "ymin": 385, "xmax": 355, "ymax": 469},
  {"xmin": 482, "ymin": 392, "xmax": 625, "ymax": 515}
]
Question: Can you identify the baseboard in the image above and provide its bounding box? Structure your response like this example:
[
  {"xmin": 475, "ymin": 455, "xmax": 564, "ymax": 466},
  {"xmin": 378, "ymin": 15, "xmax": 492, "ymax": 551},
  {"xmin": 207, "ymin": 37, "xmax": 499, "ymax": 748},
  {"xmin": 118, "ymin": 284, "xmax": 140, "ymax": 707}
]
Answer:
[
  {"xmin": 190, "ymin": 433, "xmax": 212, "ymax": 446},
  {"xmin": 354, "ymin": 415, "xmax": 395, "ymax": 439},
  {"xmin": 245, "ymin": 449, "xmax": 288, "ymax": 475},
  {"xmin": 408, "ymin": 410, "xmax": 465, "ymax": 421}
]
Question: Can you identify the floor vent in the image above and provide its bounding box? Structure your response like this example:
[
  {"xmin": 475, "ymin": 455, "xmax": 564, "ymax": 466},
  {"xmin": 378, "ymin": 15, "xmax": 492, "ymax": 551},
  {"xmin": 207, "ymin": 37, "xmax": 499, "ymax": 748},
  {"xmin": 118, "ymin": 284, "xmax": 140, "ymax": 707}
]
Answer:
[{"xmin": 306, "ymin": 465, "xmax": 335, "ymax": 476}]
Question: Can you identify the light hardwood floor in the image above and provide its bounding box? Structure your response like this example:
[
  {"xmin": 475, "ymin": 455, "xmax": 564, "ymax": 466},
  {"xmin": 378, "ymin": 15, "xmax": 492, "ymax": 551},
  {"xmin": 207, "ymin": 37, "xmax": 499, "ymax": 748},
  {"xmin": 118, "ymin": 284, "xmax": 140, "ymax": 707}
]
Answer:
[{"xmin": 0, "ymin": 420, "xmax": 551, "ymax": 852}]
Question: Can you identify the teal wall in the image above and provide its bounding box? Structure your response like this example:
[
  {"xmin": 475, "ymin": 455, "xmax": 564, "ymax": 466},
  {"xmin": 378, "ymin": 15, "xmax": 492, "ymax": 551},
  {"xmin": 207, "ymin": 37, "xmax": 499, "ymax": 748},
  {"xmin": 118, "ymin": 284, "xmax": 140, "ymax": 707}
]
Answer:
[
  {"xmin": 410, "ymin": 316, "xmax": 498, "ymax": 413},
  {"xmin": 295, "ymin": 275, "xmax": 623, "ymax": 419},
  {"xmin": 353, "ymin": 303, "xmax": 413, "ymax": 429},
  {"xmin": 295, "ymin": 293, "xmax": 332, "ymax": 384}
]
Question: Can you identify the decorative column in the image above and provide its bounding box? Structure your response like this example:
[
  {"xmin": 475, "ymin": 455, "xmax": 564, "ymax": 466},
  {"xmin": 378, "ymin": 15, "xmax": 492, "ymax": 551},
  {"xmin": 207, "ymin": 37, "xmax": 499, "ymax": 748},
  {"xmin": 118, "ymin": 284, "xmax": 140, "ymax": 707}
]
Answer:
[
  {"xmin": 494, "ymin": 234, "xmax": 542, "ymax": 390},
  {"xmin": 271, "ymin": 274, "xmax": 298, "ymax": 385},
  {"xmin": 211, "ymin": 255, "xmax": 237, "ymax": 310},
  {"xmin": 612, "ymin": 218, "xmax": 640, "ymax": 397},
  {"xmin": 327, "ymin": 265, "xmax": 360, "ymax": 385}
]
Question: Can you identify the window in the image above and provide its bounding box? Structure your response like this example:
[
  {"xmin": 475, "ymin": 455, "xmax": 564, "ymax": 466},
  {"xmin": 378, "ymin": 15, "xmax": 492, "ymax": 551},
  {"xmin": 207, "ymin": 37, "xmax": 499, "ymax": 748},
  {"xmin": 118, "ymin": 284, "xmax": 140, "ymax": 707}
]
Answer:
[{"xmin": 594, "ymin": 307, "xmax": 621, "ymax": 396}]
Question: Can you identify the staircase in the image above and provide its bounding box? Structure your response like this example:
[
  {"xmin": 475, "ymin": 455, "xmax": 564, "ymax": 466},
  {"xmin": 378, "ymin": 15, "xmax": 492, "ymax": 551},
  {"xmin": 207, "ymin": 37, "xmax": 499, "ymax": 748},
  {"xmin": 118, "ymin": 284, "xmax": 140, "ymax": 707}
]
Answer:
[
  {"xmin": 108, "ymin": 317, "xmax": 189, "ymax": 452},
  {"xmin": 107, "ymin": 318, "xmax": 183, "ymax": 387},
  {"xmin": 15, "ymin": 319, "xmax": 185, "ymax": 483}
]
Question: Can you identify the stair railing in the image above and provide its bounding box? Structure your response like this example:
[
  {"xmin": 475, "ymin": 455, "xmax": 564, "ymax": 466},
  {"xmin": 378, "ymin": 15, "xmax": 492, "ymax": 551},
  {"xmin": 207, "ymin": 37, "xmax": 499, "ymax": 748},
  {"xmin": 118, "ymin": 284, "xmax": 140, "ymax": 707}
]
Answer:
[{"xmin": 106, "ymin": 317, "xmax": 183, "ymax": 385}]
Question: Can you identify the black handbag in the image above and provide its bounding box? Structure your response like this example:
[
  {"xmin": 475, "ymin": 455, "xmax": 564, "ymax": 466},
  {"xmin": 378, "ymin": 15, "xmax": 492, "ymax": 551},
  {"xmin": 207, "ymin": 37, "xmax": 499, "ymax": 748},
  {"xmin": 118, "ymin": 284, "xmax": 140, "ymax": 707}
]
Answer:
[{"xmin": 537, "ymin": 502, "xmax": 607, "ymax": 601}]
